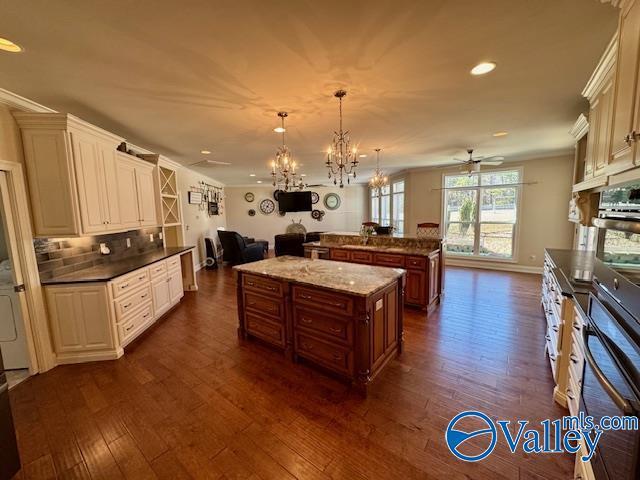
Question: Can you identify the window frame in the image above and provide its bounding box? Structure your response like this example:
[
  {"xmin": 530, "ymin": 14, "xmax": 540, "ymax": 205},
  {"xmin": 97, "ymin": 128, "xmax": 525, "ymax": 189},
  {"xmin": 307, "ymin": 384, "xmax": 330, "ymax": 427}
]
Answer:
[
  {"xmin": 369, "ymin": 177, "xmax": 406, "ymax": 234},
  {"xmin": 441, "ymin": 167, "xmax": 523, "ymax": 263}
]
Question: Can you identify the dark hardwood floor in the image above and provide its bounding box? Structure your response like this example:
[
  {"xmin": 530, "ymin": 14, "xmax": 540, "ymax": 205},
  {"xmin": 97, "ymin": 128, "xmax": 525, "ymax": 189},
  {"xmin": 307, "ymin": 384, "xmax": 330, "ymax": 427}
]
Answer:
[{"xmin": 9, "ymin": 266, "xmax": 573, "ymax": 479}]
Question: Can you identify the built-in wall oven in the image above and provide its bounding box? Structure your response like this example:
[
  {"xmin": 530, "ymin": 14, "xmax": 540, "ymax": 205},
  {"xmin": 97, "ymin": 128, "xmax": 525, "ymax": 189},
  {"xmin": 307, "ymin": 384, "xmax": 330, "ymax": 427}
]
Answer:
[{"xmin": 581, "ymin": 260, "xmax": 640, "ymax": 480}]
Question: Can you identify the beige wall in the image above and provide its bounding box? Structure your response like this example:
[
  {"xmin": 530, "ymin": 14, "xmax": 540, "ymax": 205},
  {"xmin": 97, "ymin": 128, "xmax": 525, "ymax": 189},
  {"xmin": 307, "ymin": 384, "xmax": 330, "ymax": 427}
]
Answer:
[
  {"xmin": 404, "ymin": 154, "xmax": 575, "ymax": 270},
  {"xmin": 225, "ymin": 185, "xmax": 368, "ymax": 247},
  {"xmin": 178, "ymin": 168, "xmax": 227, "ymax": 268}
]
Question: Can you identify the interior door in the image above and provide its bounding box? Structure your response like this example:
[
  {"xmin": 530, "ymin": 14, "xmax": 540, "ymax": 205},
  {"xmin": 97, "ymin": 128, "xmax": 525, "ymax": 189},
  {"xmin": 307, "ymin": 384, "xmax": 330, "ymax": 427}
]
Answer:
[
  {"xmin": 135, "ymin": 167, "xmax": 158, "ymax": 227},
  {"xmin": 0, "ymin": 173, "xmax": 30, "ymax": 370}
]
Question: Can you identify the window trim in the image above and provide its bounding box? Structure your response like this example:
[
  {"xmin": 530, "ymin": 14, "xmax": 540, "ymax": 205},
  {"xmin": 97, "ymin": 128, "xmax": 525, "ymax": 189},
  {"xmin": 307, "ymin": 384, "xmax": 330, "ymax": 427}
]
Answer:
[
  {"xmin": 440, "ymin": 167, "xmax": 523, "ymax": 262},
  {"xmin": 370, "ymin": 176, "xmax": 406, "ymax": 234}
]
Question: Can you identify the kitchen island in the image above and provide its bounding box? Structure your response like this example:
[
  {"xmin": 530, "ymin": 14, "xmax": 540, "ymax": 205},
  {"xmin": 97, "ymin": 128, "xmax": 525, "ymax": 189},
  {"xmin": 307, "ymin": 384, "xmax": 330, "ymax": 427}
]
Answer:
[
  {"xmin": 234, "ymin": 256, "xmax": 405, "ymax": 394},
  {"xmin": 304, "ymin": 231, "xmax": 444, "ymax": 312}
]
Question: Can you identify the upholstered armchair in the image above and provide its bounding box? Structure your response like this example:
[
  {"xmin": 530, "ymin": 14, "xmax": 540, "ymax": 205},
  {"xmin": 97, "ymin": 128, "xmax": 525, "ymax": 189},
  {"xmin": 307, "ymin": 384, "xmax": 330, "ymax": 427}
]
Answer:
[{"xmin": 217, "ymin": 230, "xmax": 264, "ymax": 265}]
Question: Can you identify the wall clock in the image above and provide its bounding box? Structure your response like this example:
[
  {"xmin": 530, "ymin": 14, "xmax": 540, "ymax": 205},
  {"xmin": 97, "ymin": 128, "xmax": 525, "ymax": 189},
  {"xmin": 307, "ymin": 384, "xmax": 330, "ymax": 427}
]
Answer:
[
  {"xmin": 248, "ymin": 209, "xmax": 256, "ymax": 217},
  {"xmin": 311, "ymin": 192, "xmax": 320, "ymax": 204},
  {"xmin": 324, "ymin": 193, "xmax": 341, "ymax": 210},
  {"xmin": 259, "ymin": 198, "xmax": 276, "ymax": 215},
  {"xmin": 244, "ymin": 192, "xmax": 255, "ymax": 202}
]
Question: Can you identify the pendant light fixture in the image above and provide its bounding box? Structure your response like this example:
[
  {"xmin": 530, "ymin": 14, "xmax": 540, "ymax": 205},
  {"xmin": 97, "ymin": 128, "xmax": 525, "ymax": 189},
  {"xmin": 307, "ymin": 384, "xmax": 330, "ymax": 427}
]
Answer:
[
  {"xmin": 326, "ymin": 90, "xmax": 359, "ymax": 187},
  {"xmin": 369, "ymin": 148, "xmax": 388, "ymax": 192},
  {"xmin": 271, "ymin": 112, "xmax": 304, "ymax": 191}
]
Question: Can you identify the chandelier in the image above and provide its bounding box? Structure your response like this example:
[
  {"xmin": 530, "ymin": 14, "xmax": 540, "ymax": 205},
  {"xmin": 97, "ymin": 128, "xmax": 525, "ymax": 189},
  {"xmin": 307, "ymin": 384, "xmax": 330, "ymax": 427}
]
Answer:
[
  {"xmin": 369, "ymin": 148, "xmax": 388, "ymax": 191},
  {"xmin": 326, "ymin": 90, "xmax": 359, "ymax": 187},
  {"xmin": 271, "ymin": 112, "xmax": 304, "ymax": 191}
]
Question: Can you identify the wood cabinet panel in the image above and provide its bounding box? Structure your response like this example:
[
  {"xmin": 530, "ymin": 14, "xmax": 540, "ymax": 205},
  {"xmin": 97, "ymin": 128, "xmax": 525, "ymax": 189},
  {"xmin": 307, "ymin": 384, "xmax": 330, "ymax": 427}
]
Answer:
[
  {"xmin": 168, "ymin": 269, "xmax": 184, "ymax": 304},
  {"xmin": 99, "ymin": 143, "xmax": 122, "ymax": 228},
  {"xmin": 293, "ymin": 286, "xmax": 354, "ymax": 316},
  {"xmin": 112, "ymin": 269, "xmax": 150, "ymax": 299},
  {"xmin": 293, "ymin": 307, "xmax": 352, "ymax": 344},
  {"xmin": 373, "ymin": 253, "xmax": 405, "ymax": 267},
  {"xmin": 428, "ymin": 252, "xmax": 440, "ymax": 306},
  {"xmin": 245, "ymin": 312, "xmax": 285, "ymax": 348},
  {"xmin": 295, "ymin": 332, "xmax": 353, "ymax": 376},
  {"xmin": 114, "ymin": 285, "xmax": 152, "ymax": 322},
  {"xmin": 406, "ymin": 256, "xmax": 427, "ymax": 270},
  {"xmin": 595, "ymin": 78, "xmax": 615, "ymax": 175},
  {"xmin": 244, "ymin": 291, "xmax": 283, "ymax": 318},
  {"xmin": 349, "ymin": 250, "xmax": 373, "ymax": 264},
  {"xmin": 242, "ymin": 274, "xmax": 283, "ymax": 297},
  {"xmin": 72, "ymin": 132, "xmax": 106, "ymax": 233},
  {"xmin": 330, "ymin": 249, "xmax": 350, "ymax": 261},
  {"xmin": 118, "ymin": 302, "xmax": 154, "ymax": 346},
  {"xmin": 405, "ymin": 269, "xmax": 426, "ymax": 306},
  {"xmin": 135, "ymin": 166, "xmax": 158, "ymax": 227},
  {"xmin": 115, "ymin": 156, "xmax": 141, "ymax": 229},
  {"xmin": 151, "ymin": 276, "xmax": 171, "ymax": 317}
]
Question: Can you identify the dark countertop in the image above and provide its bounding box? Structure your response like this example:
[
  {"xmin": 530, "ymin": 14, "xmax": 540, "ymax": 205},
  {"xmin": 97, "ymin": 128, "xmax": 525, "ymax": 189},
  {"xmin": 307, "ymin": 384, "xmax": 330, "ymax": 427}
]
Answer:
[
  {"xmin": 545, "ymin": 248, "xmax": 596, "ymax": 316},
  {"xmin": 41, "ymin": 246, "xmax": 194, "ymax": 285}
]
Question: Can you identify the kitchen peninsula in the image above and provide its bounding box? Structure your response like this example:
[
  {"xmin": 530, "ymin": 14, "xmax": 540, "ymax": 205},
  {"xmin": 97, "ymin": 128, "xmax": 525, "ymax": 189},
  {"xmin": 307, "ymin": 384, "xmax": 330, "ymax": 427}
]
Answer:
[
  {"xmin": 304, "ymin": 231, "xmax": 444, "ymax": 312},
  {"xmin": 234, "ymin": 256, "xmax": 405, "ymax": 394}
]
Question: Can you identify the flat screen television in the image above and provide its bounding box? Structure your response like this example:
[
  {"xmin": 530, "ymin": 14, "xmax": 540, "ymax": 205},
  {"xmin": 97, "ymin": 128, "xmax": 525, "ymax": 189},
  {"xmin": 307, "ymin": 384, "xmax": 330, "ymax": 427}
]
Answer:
[{"xmin": 278, "ymin": 191, "xmax": 312, "ymax": 212}]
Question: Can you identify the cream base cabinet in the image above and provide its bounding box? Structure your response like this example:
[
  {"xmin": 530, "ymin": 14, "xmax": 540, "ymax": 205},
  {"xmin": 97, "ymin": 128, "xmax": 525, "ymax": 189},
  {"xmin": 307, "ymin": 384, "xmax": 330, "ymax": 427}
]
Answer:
[
  {"xmin": 168, "ymin": 268, "xmax": 184, "ymax": 304},
  {"xmin": 151, "ymin": 275, "xmax": 172, "ymax": 318},
  {"xmin": 45, "ymin": 283, "xmax": 122, "ymax": 364}
]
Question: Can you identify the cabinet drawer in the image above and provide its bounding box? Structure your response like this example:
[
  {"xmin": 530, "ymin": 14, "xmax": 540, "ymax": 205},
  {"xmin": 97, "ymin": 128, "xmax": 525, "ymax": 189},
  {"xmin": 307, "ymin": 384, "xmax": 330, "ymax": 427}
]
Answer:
[
  {"xmin": 112, "ymin": 269, "xmax": 150, "ymax": 299},
  {"xmin": 244, "ymin": 291, "xmax": 283, "ymax": 318},
  {"xmin": 330, "ymin": 248, "xmax": 351, "ymax": 261},
  {"xmin": 245, "ymin": 312, "xmax": 285, "ymax": 348},
  {"xmin": 242, "ymin": 274, "xmax": 283, "ymax": 297},
  {"xmin": 114, "ymin": 284, "xmax": 152, "ymax": 321},
  {"xmin": 349, "ymin": 250, "xmax": 373, "ymax": 264},
  {"xmin": 406, "ymin": 256, "xmax": 426, "ymax": 269},
  {"xmin": 294, "ymin": 307, "xmax": 352, "ymax": 344},
  {"xmin": 295, "ymin": 333, "xmax": 353, "ymax": 376},
  {"xmin": 293, "ymin": 286, "xmax": 353, "ymax": 316},
  {"xmin": 167, "ymin": 255, "xmax": 181, "ymax": 272},
  {"xmin": 374, "ymin": 253, "xmax": 405, "ymax": 268},
  {"xmin": 118, "ymin": 303, "xmax": 153, "ymax": 345},
  {"xmin": 149, "ymin": 260, "xmax": 167, "ymax": 278}
]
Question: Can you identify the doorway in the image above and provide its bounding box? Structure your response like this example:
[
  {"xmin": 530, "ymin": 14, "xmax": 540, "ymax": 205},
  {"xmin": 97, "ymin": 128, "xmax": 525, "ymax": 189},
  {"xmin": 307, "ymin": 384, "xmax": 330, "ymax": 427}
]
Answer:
[{"xmin": 0, "ymin": 171, "xmax": 32, "ymax": 387}]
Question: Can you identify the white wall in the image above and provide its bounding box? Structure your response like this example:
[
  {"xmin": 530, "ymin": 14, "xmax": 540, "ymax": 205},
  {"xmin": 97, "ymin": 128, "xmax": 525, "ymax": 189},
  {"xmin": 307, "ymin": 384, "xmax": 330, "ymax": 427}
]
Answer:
[
  {"xmin": 178, "ymin": 168, "xmax": 227, "ymax": 268},
  {"xmin": 225, "ymin": 185, "xmax": 368, "ymax": 247},
  {"xmin": 403, "ymin": 154, "xmax": 575, "ymax": 271}
]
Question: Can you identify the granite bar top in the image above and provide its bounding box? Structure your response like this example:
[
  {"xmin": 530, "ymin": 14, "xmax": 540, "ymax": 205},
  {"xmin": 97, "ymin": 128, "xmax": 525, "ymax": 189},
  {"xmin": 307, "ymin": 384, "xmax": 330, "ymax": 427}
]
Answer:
[
  {"xmin": 41, "ymin": 246, "xmax": 194, "ymax": 285},
  {"xmin": 545, "ymin": 248, "xmax": 597, "ymax": 316},
  {"xmin": 304, "ymin": 241, "xmax": 438, "ymax": 257},
  {"xmin": 234, "ymin": 256, "xmax": 405, "ymax": 297}
]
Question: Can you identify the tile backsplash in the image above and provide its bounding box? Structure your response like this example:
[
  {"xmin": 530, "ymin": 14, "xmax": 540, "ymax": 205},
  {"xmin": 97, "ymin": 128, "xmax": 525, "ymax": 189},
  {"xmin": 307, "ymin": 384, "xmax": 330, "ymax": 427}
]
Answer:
[{"xmin": 35, "ymin": 227, "xmax": 163, "ymax": 280}]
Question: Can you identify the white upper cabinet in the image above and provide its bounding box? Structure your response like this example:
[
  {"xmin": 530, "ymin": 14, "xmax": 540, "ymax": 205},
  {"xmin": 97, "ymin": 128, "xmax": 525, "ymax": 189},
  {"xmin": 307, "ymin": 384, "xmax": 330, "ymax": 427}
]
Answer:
[{"xmin": 14, "ymin": 113, "xmax": 159, "ymax": 237}]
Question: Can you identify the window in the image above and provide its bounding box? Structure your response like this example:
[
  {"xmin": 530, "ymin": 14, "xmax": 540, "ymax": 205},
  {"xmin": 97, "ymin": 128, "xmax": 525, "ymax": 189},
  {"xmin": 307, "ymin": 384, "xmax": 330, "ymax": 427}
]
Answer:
[
  {"xmin": 443, "ymin": 170, "xmax": 520, "ymax": 259},
  {"xmin": 370, "ymin": 180, "xmax": 405, "ymax": 234}
]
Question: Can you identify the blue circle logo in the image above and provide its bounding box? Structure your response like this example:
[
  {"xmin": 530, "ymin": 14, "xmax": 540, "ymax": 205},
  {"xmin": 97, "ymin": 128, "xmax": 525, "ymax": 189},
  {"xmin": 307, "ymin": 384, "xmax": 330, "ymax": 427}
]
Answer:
[{"xmin": 445, "ymin": 411, "xmax": 497, "ymax": 462}]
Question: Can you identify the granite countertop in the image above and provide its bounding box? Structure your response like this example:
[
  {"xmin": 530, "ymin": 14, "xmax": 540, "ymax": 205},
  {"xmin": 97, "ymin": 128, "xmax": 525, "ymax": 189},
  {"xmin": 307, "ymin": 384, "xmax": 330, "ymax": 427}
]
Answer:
[
  {"xmin": 545, "ymin": 248, "xmax": 596, "ymax": 315},
  {"xmin": 41, "ymin": 246, "xmax": 194, "ymax": 285},
  {"xmin": 234, "ymin": 256, "xmax": 405, "ymax": 297},
  {"xmin": 303, "ymin": 241, "xmax": 438, "ymax": 257}
]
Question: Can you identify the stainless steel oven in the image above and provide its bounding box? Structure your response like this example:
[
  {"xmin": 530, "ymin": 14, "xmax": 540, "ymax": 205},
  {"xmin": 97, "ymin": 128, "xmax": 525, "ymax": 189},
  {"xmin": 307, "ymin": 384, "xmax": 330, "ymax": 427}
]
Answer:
[{"xmin": 581, "ymin": 273, "xmax": 640, "ymax": 480}]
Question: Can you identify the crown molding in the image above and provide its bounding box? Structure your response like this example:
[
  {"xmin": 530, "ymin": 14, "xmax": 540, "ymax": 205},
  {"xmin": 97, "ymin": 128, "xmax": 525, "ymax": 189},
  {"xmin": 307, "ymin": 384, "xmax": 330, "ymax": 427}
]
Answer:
[
  {"xmin": 582, "ymin": 32, "xmax": 618, "ymax": 100},
  {"xmin": 13, "ymin": 112, "xmax": 124, "ymax": 144},
  {"xmin": 0, "ymin": 88, "xmax": 56, "ymax": 113},
  {"xmin": 569, "ymin": 114, "xmax": 589, "ymax": 140}
]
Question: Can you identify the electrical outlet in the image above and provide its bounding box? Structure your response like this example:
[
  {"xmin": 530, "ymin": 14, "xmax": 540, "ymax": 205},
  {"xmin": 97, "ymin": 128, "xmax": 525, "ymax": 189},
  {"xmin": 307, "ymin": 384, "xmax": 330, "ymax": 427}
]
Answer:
[
  {"xmin": 149, "ymin": 234, "xmax": 154, "ymax": 242},
  {"xmin": 126, "ymin": 238, "xmax": 131, "ymax": 248}
]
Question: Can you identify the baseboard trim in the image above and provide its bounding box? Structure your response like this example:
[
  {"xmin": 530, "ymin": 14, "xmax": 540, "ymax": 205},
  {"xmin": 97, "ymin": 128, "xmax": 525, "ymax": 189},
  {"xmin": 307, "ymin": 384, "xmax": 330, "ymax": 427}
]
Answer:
[
  {"xmin": 447, "ymin": 258, "xmax": 543, "ymax": 275},
  {"xmin": 55, "ymin": 348, "xmax": 124, "ymax": 365}
]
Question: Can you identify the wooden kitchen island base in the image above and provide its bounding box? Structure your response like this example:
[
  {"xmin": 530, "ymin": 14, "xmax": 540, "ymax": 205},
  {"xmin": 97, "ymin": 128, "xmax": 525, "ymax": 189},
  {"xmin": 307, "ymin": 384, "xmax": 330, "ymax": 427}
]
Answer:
[{"xmin": 234, "ymin": 257, "xmax": 405, "ymax": 395}]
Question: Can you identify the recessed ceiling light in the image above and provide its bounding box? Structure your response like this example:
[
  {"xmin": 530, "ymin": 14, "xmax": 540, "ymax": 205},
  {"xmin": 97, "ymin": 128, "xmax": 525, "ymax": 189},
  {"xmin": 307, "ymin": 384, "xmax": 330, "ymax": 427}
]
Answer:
[
  {"xmin": 257, "ymin": 180, "xmax": 263, "ymax": 184},
  {"xmin": 492, "ymin": 131, "xmax": 508, "ymax": 137},
  {"xmin": 359, "ymin": 154, "xmax": 367, "ymax": 158},
  {"xmin": 249, "ymin": 173, "xmax": 256, "ymax": 177},
  {"xmin": 301, "ymin": 174, "xmax": 307, "ymax": 177},
  {"xmin": 471, "ymin": 62, "xmax": 496, "ymax": 76},
  {"xmin": 0, "ymin": 38, "xmax": 23, "ymax": 53},
  {"xmin": 201, "ymin": 150, "xmax": 211, "ymax": 154},
  {"xmin": 274, "ymin": 127, "xmax": 286, "ymax": 133}
]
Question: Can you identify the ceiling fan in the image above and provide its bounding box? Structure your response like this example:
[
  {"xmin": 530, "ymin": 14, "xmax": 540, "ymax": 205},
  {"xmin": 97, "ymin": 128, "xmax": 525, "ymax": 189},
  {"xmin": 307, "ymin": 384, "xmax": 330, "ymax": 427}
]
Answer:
[{"xmin": 453, "ymin": 149, "xmax": 503, "ymax": 174}]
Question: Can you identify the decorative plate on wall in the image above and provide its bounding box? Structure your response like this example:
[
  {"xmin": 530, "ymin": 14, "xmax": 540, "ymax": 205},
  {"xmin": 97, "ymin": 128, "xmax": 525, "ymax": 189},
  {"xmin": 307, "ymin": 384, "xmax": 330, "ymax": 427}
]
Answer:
[
  {"xmin": 259, "ymin": 198, "xmax": 276, "ymax": 215},
  {"xmin": 311, "ymin": 209, "xmax": 324, "ymax": 220},
  {"xmin": 244, "ymin": 192, "xmax": 255, "ymax": 202},
  {"xmin": 310, "ymin": 192, "xmax": 320, "ymax": 204},
  {"xmin": 324, "ymin": 193, "xmax": 341, "ymax": 210},
  {"xmin": 248, "ymin": 209, "xmax": 256, "ymax": 216}
]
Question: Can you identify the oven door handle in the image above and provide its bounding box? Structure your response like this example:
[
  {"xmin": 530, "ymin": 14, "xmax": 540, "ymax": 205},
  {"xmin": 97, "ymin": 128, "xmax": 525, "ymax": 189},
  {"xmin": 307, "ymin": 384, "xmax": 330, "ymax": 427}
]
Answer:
[{"xmin": 584, "ymin": 330, "xmax": 635, "ymax": 415}]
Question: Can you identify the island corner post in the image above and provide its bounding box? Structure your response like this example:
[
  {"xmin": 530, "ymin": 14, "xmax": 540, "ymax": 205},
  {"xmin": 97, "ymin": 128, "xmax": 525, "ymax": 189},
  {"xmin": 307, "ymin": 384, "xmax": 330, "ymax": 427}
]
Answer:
[{"xmin": 234, "ymin": 259, "xmax": 405, "ymax": 395}]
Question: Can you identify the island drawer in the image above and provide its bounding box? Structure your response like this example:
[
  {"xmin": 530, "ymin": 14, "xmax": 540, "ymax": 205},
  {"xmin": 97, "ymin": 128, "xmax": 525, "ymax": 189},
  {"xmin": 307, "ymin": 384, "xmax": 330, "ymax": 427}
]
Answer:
[
  {"xmin": 293, "ymin": 286, "xmax": 354, "ymax": 316},
  {"xmin": 114, "ymin": 284, "xmax": 152, "ymax": 321},
  {"xmin": 374, "ymin": 253, "xmax": 405, "ymax": 267},
  {"xmin": 330, "ymin": 249, "xmax": 351, "ymax": 261},
  {"xmin": 245, "ymin": 312, "xmax": 285, "ymax": 348},
  {"xmin": 149, "ymin": 260, "xmax": 167, "ymax": 278},
  {"xmin": 294, "ymin": 307, "xmax": 352, "ymax": 344},
  {"xmin": 244, "ymin": 291, "xmax": 284, "ymax": 318},
  {"xmin": 242, "ymin": 274, "xmax": 283, "ymax": 297},
  {"xmin": 295, "ymin": 332, "xmax": 353, "ymax": 376},
  {"xmin": 406, "ymin": 256, "xmax": 427, "ymax": 269},
  {"xmin": 350, "ymin": 250, "xmax": 373, "ymax": 264},
  {"xmin": 112, "ymin": 268, "xmax": 150, "ymax": 299}
]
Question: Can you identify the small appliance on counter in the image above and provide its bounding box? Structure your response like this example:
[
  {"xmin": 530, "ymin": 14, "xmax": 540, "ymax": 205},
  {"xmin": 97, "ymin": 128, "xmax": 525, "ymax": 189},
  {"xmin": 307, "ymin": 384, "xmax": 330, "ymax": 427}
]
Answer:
[{"xmin": 0, "ymin": 349, "xmax": 21, "ymax": 479}]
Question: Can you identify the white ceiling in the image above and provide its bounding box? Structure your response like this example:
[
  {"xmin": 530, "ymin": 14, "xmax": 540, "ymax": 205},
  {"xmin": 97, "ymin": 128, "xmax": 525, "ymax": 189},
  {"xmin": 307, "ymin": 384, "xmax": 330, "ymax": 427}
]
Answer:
[{"xmin": 0, "ymin": 0, "xmax": 617, "ymax": 185}]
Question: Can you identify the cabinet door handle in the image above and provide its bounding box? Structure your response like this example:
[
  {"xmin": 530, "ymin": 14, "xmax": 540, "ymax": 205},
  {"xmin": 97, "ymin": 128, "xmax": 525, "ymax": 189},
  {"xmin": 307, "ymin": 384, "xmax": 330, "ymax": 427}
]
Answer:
[
  {"xmin": 123, "ymin": 302, "xmax": 132, "ymax": 309},
  {"xmin": 549, "ymin": 353, "xmax": 557, "ymax": 361},
  {"xmin": 143, "ymin": 312, "xmax": 150, "ymax": 318},
  {"xmin": 301, "ymin": 343, "xmax": 313, "ymax": 351},
  {"xmin": 300, "ymin": 293, "xmax": 312, "ymax": 300},
  {"xmin": 141, "ymin": 293, "xmax": 148, "ymax": 299},
  {"xmin": 570, "ymin": 353, "xmax": 579, "ymax": 364},
  {"xmin": 332, "ymin": 353, "xmax": 343, "ymax": 361},
  {"xmin": 120, "ymin": 283, "xmax": 129, "ymax": 289},
  {"xmin": 301, "ymin": 317, "xmax": 313, "ymax": 324},
  {"xmin": 566, "ymin": 388, "xmax": 575, "ymax": 401},
  {"xmin": 545, "ymin": 334, "xmax": 551, "ymax": 341},
  {"xmin": 573, "ymin": 321, "xmax": 581, "ymax": 331},
  {"xmin": 551, "ymin": 325, "xmax": 559, "ymax": 332},
  {"xmin": 247, "ymin": 281, "xmax": 255, "ymax": 286},
  {"xmin": 248, "ymin": 301, "xmax": 256, "ymax": 306},
  {"xmin": 125, "ymin": 324, "xmax": 134, "ymax": 332},
  {"xmin": 329, "ymin": 326, "xmax": 343, "ymax": 334},
  {"xmin": 138, "ymin": 275, "xmax": 146, "ymax": 280}
]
